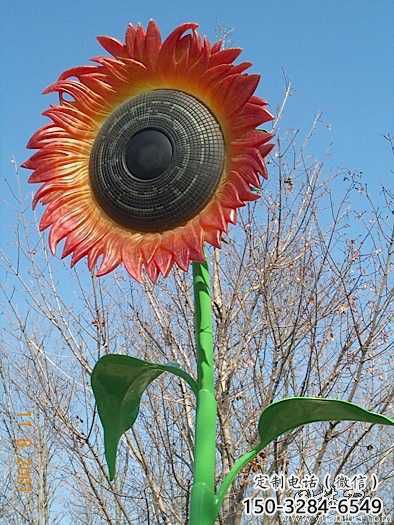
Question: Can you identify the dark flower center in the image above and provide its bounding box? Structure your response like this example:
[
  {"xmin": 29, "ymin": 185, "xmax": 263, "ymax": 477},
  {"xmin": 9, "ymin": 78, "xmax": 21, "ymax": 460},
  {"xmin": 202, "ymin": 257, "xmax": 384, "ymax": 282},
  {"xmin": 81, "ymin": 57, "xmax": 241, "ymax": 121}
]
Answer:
[
  {"xmin": 89, "ymin": 89, "xmax": 225, "ymax": 233},
  {"xmin": 125, "ymin": 128, "xmax": 173, "ymax": 181}
]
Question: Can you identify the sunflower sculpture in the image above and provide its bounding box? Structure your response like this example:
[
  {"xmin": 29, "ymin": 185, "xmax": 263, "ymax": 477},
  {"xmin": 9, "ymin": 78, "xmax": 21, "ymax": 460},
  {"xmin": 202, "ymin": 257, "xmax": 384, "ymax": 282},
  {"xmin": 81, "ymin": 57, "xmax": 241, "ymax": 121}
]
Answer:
[
  {"xmin": 23, "ymin": 21, "xmax": 393, "ymax": 525},
  {"xmin": 23, "ymin": 20, "xmax": 274, "ymax": 282}
]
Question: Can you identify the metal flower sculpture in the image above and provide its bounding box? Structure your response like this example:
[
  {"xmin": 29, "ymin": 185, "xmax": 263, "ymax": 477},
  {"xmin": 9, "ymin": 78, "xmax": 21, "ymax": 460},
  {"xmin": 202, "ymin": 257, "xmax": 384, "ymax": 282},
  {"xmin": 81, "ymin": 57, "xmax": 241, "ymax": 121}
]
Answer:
[
  {"xmin": 23, "ymin": 21, "xmax": 393, "ymax": 525},
  {"xmin": 23, "ymin": 20, "xmax": 273, "ymax": 283}
]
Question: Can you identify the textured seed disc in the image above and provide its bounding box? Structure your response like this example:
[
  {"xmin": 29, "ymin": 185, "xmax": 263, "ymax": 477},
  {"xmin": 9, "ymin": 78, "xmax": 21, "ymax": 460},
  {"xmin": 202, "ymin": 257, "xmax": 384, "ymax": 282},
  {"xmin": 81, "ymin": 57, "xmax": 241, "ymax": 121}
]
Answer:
[{"xmin": 89, "ymin": 89, "xmax": 225, "ymax": 232}]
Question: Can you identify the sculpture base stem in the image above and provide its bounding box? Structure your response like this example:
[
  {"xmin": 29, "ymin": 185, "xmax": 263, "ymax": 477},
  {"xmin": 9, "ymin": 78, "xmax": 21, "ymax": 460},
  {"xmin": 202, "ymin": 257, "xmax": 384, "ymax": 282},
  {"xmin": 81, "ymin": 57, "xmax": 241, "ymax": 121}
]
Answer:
[{"xmin": 189, "ymin": 261, "xmax": 217, "ymax": 525}]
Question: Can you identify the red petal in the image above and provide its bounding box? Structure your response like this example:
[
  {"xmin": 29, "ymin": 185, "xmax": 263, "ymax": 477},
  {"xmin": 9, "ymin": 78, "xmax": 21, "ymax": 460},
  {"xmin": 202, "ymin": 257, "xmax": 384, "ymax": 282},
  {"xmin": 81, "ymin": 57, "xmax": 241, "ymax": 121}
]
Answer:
[
  {"xmin": 230, "ymin": 62, "xmax": 252, "ymax": 75},
  {"xmin": 95, "ymin": 237, "xmax": 122, "ymax": 275},
  {"xmin": 96, "ymin": 43, "xmax": 144, "ymax": 77},
  {"xmin": 29, "ymin": 145, "xmax": 74, "ymax": 160},
  {"xmin": 43, "ymin": 81, "xmax": 105, "ymax": 112},
  {"xmin": 144, "ymin": 20, "xmax": 161, "ymax": 69},
  {"xmin": 260, "ymin": 164, "xmax": 269, "ymax": 180},
  {"xmin": 144, "ymin": 260, "xmax": 159, "ymax": 283},
  {"xmin": 39, "ymin": 207, "xmax": 55, "ymax": 231},
  {"xmin": 204, "ymin": 228, "xmax": 222, "ymax": 248},
  {"xmin": 134, "ymin": 25, "xmax": 146, "ymax": 63},
  {"xmin": 41, "ymin": 114, "xmax": 88, "ymax": 135},
  {"xmin": 229, "ymin": 209, "xmax": 237, "ymax": 224},
  {"xmin": 25, "ymin": 148, "xmax": 69, "ymax": 167},
  {"xmin": 96, "ymin": 254, "xmax": 121, "ymax": 275},
  {"xmin": 259, "ymin": 143, "xmax": 275, "ymax": 158},
  {"xmin": 32, "ymin": 181, "xmax": 81, "ymax": 208},
  {"xmin": 209, "ymin": 48, "xmax": 242, "ymax": 67},
  {"xmin": 121, "ymin": 58, "xmax": 147, "ymax": 75},
  {"xmin": 224, "ymin": 74, "xmax": 260, "ymax": 114},
  {"xmin": 181, "ymin": 223, "xmax": 204, "ymax": 260},
  {"xmin": 61, "ymin": 216, "xmax": 97, "ymax": 258},
  {"xmin": 125, "ymin": 24, "xmax": 136, "ymax": 56},
  {"xmin": 122, "ymin": 244, "xmax": 143, "ymax": 282},
  {"xmin": 232, "ymin": 153, "xmax": 262, "ymax": 173},
  {"xmin": 58, "ymin": 65, "xmax": 99, "ymax": 81},
  {"xmin": 29, "ymin": 160, "xmax": 83, "ymax": 184},
  {"xmin": 231, "ymin": 130, "xmax": 273, "ymax": 150},
  {"xmin": 200, "ymin": 202, "xmax": 227, "ymax": 231},
  {"xmin": 230, "ymin": 171, "xmax": 260, "ymax": 202},
  {"xmin": 174, "ymin": 249, "xmax": 190, "ymax": 271},
  {"xmin": 26, "ymin": 125, "xmax": 69, "ymax": 149},
  {"xmin": 28, "ymin": 139, "xmax": 85, "ymax": 156},
  {"xmin": 222, "ymin": 206, "xmax": 237, "ymax": 225},
  {"xmin": 211, "ymin": 40, "xmax": 223, "ymax": 54},
  {"xmin": 87, "ymin": 240, "xmax": 104, "ymax": 271},
  {"xmin": 158, "ymin": 22, "xmax": 199, "ymax": 73},
  {"xmin": 71, "ymin": 229, "xmax": 107, "ymax": 268},
  {"xmin": 165, "ymin": 233, "xmax": 190, "ymax": 272},
  {"xmin": 43, "ymin": 105, "xmax": 94, "ymax": 130},
  {"xmin": 220, "ymin": 182, "xmax": 244, "ymax": 208},
  {"xmin": 21, "ymin": 157, "xmax": 36, "ymax": 169},
  {"xmin": 188, "ymin": 31, "xmax": 203, "ymax": 63},
  {"xmin": 175, "ymin": 252, "xmax": 190, "ymax": 271},
  {"xmin": 141, "ymin": 235, "xmax": 160, "ymax": 264},
  {"xmin": 28, "ymin": 163, "xmax": 83, "ymax": 184},
  {"xmin": 48, "ymin": 210, "xmax": 86, "ymax": 254},
  {"xmin": 250, "ymin": 95, "xmax": 268, "ymax": 106},
  {"xmin": 232, "ymin": 104, "xmax": 274, "ymax": 132},
  {"xmin": 96, "ymin": 35, "xmax": 128, "ymax": 58},
  {"xmin": 211, "ymin": 73, "xmax": 239, "ymax": 101},
  {"xmin": 188, "ymin": 40, "xmax": 210, "ymax": 76},
  {"xmin": 199, "ymin": 64, "xmax": 233, "ymax": 88},
  {"xmin": 78, "ymin": 76, "xmax": 116, "ymax": 97},
  {"xmin": 236, "ymin": 165, "xmax": 260, "ymax": 186},
  {"xmin": 37, "ymin": 190, "xmax": 83, "ymax": 227},
  {"xmin": 154, "ymin": 247, "xmax": 173, "ymax": 277},
  {"xmin": 175, "ymin": 34, "xmax": 192, "ymax": 65}
]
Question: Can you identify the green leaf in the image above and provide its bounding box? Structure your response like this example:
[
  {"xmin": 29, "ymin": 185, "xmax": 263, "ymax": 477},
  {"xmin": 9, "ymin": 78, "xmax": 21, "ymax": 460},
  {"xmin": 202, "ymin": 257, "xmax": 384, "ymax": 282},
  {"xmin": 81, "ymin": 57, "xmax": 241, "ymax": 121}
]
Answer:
[
  {"xmin": 91, "ymin": 354, "xmax": 197, "ymax": 480},
  {"xmin": 258, "ymin": 397, "xmax": 394, "ymax": 448},
  {"xmin": 215, "ymin": 397, "xmax": 393, "ymax": 514}
]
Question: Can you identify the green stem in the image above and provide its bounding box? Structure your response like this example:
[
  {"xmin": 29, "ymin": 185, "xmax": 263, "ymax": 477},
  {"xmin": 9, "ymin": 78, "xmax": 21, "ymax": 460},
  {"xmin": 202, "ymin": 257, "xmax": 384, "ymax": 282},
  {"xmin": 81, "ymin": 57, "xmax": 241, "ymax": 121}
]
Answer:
[
  {"xmin": 215, "ymin": 446, "xmax": 260, "ymax": 515},
  {"xmin": 189, "ymin": 261, "xmax": 217, "ymax": 525}
]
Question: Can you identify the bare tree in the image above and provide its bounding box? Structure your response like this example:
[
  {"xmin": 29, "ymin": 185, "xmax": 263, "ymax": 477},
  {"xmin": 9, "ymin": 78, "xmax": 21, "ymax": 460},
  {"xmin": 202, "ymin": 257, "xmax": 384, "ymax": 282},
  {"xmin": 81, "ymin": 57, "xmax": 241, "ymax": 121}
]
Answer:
[{"xmin": 0, "ymin": 96, "xmax": 392, "ymax": 525}]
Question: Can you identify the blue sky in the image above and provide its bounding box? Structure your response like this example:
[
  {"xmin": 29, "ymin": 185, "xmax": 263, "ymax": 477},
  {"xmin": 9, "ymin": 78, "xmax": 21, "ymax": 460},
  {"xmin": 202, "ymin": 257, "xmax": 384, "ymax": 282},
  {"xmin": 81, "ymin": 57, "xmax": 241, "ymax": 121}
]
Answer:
[
  {"xmin": 1, "ymin": 0, "xmax": 393, "ymax": 259},
  {"xmin": 0, "ymin": 4, "xmax": 392, "ymax": 516}
]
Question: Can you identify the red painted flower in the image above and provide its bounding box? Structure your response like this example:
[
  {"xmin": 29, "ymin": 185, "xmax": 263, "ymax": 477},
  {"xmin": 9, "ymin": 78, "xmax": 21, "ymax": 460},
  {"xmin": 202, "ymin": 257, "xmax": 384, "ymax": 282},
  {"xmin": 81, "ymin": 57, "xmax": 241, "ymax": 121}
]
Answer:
[{"xmin": 23, "ymin": 21, "xmax": 274, "ymax": 283}]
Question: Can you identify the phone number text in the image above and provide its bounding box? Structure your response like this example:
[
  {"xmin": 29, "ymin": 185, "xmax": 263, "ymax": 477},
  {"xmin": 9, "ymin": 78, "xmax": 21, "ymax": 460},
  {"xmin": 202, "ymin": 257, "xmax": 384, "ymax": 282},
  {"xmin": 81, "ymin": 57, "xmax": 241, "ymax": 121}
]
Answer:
[{"xmin": 242, "ymin": 496, "xmax": 383, "ymax": 516}]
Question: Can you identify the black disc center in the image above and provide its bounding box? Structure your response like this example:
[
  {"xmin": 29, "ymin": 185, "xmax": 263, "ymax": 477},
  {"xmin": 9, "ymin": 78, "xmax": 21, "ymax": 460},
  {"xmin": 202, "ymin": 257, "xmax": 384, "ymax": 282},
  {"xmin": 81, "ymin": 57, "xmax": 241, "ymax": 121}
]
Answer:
[{"xmin": 124, "ymin": 128, "xmax": 173, "ymax": 181}]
